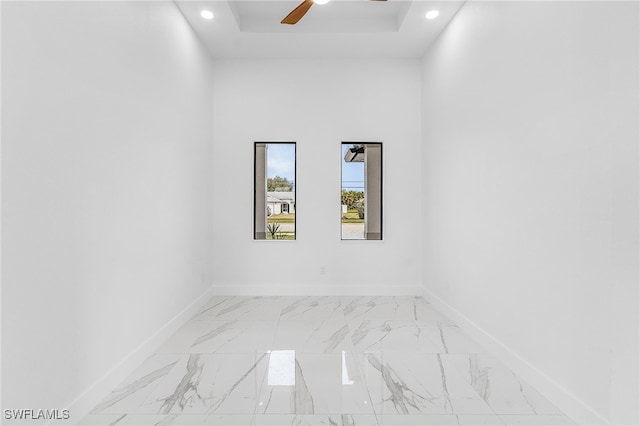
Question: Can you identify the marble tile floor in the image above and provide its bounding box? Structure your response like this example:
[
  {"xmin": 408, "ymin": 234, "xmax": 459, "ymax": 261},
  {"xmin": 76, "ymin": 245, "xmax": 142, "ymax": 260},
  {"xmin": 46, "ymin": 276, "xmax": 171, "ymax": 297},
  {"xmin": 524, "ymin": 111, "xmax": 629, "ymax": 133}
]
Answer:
[{"xmin": 80, "ymin": 296, "xmax": 575, "ymax": 426}]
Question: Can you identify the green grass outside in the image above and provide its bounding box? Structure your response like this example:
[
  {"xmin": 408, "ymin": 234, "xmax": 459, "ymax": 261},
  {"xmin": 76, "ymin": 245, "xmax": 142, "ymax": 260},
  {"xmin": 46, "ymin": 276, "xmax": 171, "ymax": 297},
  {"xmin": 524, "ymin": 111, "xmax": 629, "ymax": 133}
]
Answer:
[
  {"xmin": 268, "ymin": 213, "xmax": 295, "ymax": 223},
  {"xmin": 341, "ymin": 209, "xmax": 364, "ymax": 223},
  {"xmin": 267, "ymin": 233, "xmax": 295, "ymax": 240}
]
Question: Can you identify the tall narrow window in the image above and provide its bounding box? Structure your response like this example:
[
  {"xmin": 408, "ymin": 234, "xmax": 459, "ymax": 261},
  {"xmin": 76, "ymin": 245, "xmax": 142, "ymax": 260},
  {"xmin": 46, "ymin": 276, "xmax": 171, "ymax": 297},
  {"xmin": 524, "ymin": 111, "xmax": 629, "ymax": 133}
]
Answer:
[
  {"xmin": 341, "ymin": 142, "xmax": 382, "ymax": 240},
  {"xmin": 254, "ymin": 142, "xmax": 296, "ymax": 240}
]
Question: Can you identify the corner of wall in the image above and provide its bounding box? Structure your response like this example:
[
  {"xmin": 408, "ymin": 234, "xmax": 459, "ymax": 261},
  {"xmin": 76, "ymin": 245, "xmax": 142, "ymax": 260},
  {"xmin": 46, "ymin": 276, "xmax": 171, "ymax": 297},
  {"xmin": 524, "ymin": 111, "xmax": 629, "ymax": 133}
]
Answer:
[
  {"xmin": 421, "ymin": 285, "xmax": 609, "ymax": 426},
  {"xmin": 61, "ymin": 286, "xmax": 213, "ymax": 425}
]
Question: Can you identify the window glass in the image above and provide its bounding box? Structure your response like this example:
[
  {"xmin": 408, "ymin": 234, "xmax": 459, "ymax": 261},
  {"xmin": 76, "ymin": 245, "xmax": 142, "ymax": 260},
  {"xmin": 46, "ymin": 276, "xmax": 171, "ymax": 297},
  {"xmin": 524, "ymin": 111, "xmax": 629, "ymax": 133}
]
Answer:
[
  {"xmin": 341, "ymin": 142, "xmax": 382, "ymax": 240},
  {"xmin": 254, "ymin": 142, "xmax": 296, "ymax": 240}
]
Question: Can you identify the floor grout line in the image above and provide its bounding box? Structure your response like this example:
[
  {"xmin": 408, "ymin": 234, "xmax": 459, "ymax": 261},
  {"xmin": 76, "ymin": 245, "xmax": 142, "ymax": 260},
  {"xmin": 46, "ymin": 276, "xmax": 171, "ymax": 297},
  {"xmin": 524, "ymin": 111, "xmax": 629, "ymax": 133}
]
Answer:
[{"xmin": 79, "ymin": 296, "xmax": 574, "ymax": 426}]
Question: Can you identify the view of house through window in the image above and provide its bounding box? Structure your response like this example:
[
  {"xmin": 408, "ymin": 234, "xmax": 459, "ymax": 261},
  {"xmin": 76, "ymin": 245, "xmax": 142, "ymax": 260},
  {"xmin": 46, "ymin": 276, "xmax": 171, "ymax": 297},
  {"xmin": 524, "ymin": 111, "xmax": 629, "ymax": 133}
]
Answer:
[
  {"xmin": 341, "ymin": 142, "xmax": 382, "ymax": 240},
  {"xmin": 254, "ymin": 142, "xmax": 296, "ymax": 240}
]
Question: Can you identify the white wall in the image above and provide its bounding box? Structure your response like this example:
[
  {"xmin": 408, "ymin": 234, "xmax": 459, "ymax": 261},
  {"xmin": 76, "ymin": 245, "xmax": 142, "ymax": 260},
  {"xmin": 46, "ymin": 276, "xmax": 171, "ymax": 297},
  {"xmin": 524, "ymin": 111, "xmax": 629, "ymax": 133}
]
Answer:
[
  {"xmin": 1, "ymin": 1, "xmax": 214, "ymax": 422},
  {"xmin": 212, "ymin": 59, "xmax": 422, "ymax": 295},
  {"xmin": 421, "ymin": 2, "xmax": 638, "ymax": 425}
]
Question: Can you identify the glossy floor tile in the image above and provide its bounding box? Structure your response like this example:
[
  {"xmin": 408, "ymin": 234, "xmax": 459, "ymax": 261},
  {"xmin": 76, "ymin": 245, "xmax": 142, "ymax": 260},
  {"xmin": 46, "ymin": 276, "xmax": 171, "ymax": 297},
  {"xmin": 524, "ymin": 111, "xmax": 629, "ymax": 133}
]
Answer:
[
  {"xmin": 360, "ymin": 352, "xmax": 493, "ymax": 415},
  {"xmin": 255, "ymin": 352, "xmax": 373, "ymax": 415},
  {"xmin": 83, "ymin": 296, "xmax": 575, "ymax": 426},
  {"xmin": 272, "ymin": 320, "xmax": 354, "ymax": 354}
]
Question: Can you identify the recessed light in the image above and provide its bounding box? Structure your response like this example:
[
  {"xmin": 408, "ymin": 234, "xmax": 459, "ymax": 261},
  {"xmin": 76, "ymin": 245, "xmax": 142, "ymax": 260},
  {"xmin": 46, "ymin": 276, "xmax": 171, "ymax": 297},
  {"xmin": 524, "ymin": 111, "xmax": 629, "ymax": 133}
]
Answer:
[
  {"xmin": 200, "ymin": 10, "xmax": 214, "ymax": 20},
  {"xmin": 425, "ymin": 10, "xmax": 439, "ymax": 19},
  {"xmin": 313, "ymin": 0, "xmax": 330, "ymax": 5}
]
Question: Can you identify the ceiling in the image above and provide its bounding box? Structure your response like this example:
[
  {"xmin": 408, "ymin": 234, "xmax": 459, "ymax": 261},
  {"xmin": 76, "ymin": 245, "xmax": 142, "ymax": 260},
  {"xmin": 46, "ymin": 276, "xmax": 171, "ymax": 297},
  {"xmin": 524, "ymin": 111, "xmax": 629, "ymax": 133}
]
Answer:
[{"xmin": 175, "ymin": 0, "xmax": 465, "ymax": 58}]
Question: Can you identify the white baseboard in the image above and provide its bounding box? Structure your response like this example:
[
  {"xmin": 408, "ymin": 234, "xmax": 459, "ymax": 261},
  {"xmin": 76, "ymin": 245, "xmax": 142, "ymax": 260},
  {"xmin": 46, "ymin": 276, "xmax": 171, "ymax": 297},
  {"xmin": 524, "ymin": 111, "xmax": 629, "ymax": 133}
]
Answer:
[
  {"xmin": 422, "ymin": 286, "xmax": 608, "ymax": 426},
  {"xmin": 60, "ymin": 286, "xmax": 214, "ymax": 426},
  {"xmin": 213, "ymin": 282, "xmax": 422, "ymax": 296}
]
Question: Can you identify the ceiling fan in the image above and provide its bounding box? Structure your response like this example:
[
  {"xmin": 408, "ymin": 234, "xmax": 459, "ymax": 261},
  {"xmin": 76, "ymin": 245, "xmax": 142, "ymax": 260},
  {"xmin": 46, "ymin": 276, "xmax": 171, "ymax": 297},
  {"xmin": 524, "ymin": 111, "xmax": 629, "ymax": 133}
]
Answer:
[{"xmin": 281, "ymin": 0, "xmax": 387, "ymax": 25}]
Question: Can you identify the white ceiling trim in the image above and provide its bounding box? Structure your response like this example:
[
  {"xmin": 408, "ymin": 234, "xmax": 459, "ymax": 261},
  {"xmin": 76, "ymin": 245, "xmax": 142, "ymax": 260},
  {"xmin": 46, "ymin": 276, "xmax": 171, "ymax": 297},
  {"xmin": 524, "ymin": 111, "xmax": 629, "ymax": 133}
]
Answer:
[{"xmin": 176, "ymin": 0, "xmax": 465, "ymax": 58}]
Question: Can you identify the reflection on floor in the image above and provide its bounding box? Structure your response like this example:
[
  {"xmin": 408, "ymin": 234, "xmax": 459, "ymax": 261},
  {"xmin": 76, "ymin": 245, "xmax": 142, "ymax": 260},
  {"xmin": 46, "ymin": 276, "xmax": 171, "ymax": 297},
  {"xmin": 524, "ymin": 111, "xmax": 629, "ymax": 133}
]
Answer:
[{"xmin": 80, "ymin": 297, "xmax": 575, "ymax": 426}]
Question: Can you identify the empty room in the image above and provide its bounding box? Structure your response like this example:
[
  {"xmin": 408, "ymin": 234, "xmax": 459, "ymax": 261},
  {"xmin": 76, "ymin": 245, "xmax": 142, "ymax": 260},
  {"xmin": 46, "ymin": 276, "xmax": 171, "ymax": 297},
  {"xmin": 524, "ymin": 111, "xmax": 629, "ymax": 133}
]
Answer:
[{"xmin": 1, "ymin": 0, "xmax": 638, "ymax": 425}]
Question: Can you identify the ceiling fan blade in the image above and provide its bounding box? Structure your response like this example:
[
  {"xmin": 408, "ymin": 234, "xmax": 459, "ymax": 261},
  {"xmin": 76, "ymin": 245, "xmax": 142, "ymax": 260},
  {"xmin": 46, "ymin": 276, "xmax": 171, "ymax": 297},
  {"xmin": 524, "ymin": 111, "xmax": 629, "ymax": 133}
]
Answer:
[{"xmin": 281, "ymin": 0, "xmax": 314, "ymax": 25}]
